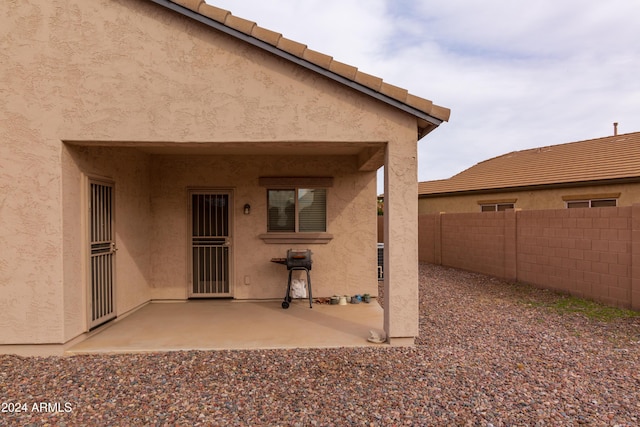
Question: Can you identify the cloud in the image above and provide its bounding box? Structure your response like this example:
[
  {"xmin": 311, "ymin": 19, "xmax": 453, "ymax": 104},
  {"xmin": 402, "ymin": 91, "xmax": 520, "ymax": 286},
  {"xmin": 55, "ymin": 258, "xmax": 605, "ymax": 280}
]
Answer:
[
  {"xmin": 206, "ymin": 0, "xmax": 640, "ymax": 190},
  {"xmin": 411, "ymin": 0, "xmax": 640, "ymax": 59}
]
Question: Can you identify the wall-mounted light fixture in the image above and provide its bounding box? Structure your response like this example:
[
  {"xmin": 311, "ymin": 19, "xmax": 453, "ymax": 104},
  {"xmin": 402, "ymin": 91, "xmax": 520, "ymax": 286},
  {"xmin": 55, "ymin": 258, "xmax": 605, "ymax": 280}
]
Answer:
[{"xmin": 244, "ymin": 204, "xmax": 251, "ymax": 215}]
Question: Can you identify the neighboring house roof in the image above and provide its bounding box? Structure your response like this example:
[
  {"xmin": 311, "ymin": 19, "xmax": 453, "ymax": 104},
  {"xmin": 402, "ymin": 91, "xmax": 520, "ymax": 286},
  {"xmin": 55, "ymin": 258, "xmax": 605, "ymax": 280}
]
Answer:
[
  {"xmin": 419, "ymin": 131, "xmax": 640, "ymax": 197},
  {"xmin": 154, "ymin": 0, "xmax": 450, "ymax": 138}
]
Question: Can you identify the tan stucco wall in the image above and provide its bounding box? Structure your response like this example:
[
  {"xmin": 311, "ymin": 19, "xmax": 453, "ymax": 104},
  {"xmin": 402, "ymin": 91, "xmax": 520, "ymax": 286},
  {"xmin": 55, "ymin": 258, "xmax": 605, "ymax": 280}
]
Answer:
[
  {"xmin": 62, "ymin": 146, "xmax": 154, "ymax": 342},
  {"xmin": 384, "ymin": 135, "xmax": 421, "ymax": 344},
  {"xmin": 419, "ymin": 183, "xmax": 640, "ymax": 214},
  {"xmin": 1, "ymin": 0, "xmax": 421, "ymax": 345},
  {"xmin": 149, "ymin": 154, "xmax": 377, "ymax": 300}
]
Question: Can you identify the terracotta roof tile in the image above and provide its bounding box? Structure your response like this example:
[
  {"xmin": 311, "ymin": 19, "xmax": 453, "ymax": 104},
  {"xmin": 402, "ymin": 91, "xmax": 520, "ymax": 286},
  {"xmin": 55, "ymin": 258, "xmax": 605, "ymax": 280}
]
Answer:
[
  {"xmin": 353, "ymin": 70, "xmax": 383, "ymax": 92},
  {"xmin": 429, "ymin": 104, "xmax": 451, "ymax": 122},
  {"xmin": 224, "ymin": 14, "xmax": 256, "ymax": 34},
  {"xmin": 276, "ymin": 37, "xmax": 307, "ymax": 57},
  {"xmin": 172, "ymin": 0, "xmax": 203, "ymax": 11},
  {"xmin": 302, "ymin": 48, "xmax": 333, "ymax": 70},
  {"xmin": 250, "ymin": 26, "xmax": 282, "ymax": 46},
  {"xmin": 419, "ymin": 131, "xmax": 640, "ymax": 195},
  {"xmin": 405, "ymin": 93, "xmax": 433, "ymax": 116},
  {"xmin": 379, "ymin": 82, "xmax": 409, "ymax": 101},
  {"xmin": 328, "ymin": 59, "xmax": 358, "ymax": 80},
  {"xmin": 197, "ymin": 3, "xmax": 229, "ymax": 23},
  {"xmin": 166, "ymin": 0, "xmax": 450, "ymax": 123}
]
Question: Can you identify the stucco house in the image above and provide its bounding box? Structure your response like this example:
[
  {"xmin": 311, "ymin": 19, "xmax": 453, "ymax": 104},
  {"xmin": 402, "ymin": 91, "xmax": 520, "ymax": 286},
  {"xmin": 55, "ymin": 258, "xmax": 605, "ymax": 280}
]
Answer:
[
  {"xmin": 419, "ymin": 130, "xmax": 640, "ymax": 214},
  {"xmin": 0, "ymin": 0, "xmax": 449, "ymax": 353}
]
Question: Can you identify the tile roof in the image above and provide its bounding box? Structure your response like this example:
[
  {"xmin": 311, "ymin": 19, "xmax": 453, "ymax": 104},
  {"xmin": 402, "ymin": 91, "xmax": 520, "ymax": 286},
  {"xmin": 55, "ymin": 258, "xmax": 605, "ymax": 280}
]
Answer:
[
  {"xmin": 419, "ymin": 131, "xmax": 640, "ymax": 196},
  {"xmin": 164, "ymin": 0, "xmax": 450, "ymax": 129}
]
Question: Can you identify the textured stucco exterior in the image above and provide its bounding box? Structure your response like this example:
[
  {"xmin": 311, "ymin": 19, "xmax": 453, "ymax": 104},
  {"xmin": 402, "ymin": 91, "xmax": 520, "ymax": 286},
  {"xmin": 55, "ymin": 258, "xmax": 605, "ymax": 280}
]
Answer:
[
  {"xmin": 419, "ymin": 182, "xmax": 640, "ymax": 214},
  {"xmin": 147, "ymin": 154, "xmax": 378, "ymax": 301},
  {"xmin": 383, "ymin": 138, "xmax": 420, "ymax": 344},
  {"xmin": 0, "ymin": 0, "xmax": 434, "ymax": 350}
]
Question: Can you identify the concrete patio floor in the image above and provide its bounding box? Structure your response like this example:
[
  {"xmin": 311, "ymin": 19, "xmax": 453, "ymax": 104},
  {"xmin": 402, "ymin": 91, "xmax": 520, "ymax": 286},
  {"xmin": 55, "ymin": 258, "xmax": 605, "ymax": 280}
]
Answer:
[{"xmin": 66, "ymin": 298, "xmax": 385, "ymax": 354}]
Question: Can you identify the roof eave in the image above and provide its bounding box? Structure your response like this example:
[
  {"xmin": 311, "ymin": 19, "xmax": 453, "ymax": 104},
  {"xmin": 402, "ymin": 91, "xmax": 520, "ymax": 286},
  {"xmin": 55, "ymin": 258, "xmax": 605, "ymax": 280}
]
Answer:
[
  {"xmin": 418, "ymin": 120, "xmax": 440, "ymax": 140},
  {"xmin": 150, "ymin": 0, "xmax": 445, "ymax": 128},
  {"xmin": 419, "ymin": 176, "xmax": 640, "ymax": 198}
]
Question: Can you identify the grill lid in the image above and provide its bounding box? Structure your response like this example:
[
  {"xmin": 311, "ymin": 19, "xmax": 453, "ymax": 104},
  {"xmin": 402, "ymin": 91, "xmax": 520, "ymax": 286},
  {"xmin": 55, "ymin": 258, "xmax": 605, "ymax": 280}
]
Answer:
[{"xmin": 286, "ymin": 249, "xmax": 312, "ymax": 270}]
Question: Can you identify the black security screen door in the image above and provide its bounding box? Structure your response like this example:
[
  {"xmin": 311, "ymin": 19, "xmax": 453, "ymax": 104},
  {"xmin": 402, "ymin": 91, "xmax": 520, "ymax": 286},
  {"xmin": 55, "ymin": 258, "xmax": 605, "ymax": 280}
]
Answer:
[
  {"xmin": 190, "ymin": 192, "xmax": 231, "ymax": 297},
  {"xmin": 89, "ymin": 180, "xmax": 116, "ymax": 328}
]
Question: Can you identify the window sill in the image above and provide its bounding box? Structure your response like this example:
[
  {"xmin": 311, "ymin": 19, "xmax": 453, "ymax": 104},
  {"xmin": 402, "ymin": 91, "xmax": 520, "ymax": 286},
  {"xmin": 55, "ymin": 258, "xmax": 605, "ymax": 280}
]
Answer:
[{"xmin": 259, "ymin": 232, "xmax": 333, "ymax": 244}]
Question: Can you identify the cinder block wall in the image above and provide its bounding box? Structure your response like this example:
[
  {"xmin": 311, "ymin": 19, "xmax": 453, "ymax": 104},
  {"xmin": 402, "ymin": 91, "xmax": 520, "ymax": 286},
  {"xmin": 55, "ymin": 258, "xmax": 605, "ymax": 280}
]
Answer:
[
  {"xmin": 517, "ymin": 207, "xmax": 632, "ymax": 307},
  {"xmin": 419, "ymin": 205, "xmax": 639, "ymax": 310},
  {"xmin": 440, "ymin": 211, "xmax": 511, "ymax": 278},
  {"xmin": 418, "ymin": 214, "xmax": 437, "ymax": 263}
]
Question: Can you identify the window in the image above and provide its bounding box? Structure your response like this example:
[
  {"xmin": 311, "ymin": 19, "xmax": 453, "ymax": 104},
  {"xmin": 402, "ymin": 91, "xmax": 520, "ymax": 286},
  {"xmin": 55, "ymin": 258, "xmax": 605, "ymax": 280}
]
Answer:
[
  {"xmin": 259, "ymin": 177, "xmax": 333, "ymax": 244},
  {"xmin": 478, "ymin": 199, "xmax": 516, "ymax": 212},
  {"xmin": 267, "ymin": 188, "xmax": 326, "ymax": 232},
  {"xmin": 480, "ymin": 203, "xmax": 514, "ymax": 212},
  {"xmin": 566, "ymin": 198, "xmax": 617, "ymax": 208}
]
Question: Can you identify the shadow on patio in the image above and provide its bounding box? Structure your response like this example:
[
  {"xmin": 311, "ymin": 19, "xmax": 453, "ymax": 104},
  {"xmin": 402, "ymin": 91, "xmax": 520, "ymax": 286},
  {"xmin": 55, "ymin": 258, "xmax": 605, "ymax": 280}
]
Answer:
[{"xmin": 66, "ymin": 299, "xmax": 385, "ymax": 354}]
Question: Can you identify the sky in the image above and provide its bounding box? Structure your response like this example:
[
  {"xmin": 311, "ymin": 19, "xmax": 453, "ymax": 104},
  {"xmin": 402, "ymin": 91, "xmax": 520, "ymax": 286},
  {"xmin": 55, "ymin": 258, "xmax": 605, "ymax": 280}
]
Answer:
[{"xmin": 206, "ymin": 0, "xmax": 640, "ymax": 193}]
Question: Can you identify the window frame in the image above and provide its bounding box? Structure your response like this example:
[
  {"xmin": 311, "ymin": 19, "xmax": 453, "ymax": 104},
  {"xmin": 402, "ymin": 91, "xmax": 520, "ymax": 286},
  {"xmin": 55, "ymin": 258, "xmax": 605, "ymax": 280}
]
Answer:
[
  {"xmin": 566, "ymin": 198, "xmax": 617, "ymax": 208},
  {"xmin": 258, "ymin": 177, "xmax": 334, "ymax": 244},
  {"xmin": 480, "ymin": 203, "xmax": 515, "ymax": 212},
  {"xmin": 266, "ymin": 188, "xmax": 327, "ymax": 233}
]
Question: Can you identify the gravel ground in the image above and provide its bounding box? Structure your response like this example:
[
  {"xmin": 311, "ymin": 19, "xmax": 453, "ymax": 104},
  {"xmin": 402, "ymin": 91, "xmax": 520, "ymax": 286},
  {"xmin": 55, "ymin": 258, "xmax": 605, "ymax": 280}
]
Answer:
[{"xmin": 2, "ymin": 264, "xmax": 639, "ymax": 426}]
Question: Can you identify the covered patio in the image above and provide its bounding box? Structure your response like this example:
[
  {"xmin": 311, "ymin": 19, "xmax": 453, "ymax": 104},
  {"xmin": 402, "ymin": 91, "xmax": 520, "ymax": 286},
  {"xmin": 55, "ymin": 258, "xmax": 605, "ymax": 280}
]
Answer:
[
  {"xmin": 0, "ymin": 0, "xmax": 449, "ymax": 355},
  {"xmin": 66, "ymin": 299, "xmax": 385, "ymax": 354}
]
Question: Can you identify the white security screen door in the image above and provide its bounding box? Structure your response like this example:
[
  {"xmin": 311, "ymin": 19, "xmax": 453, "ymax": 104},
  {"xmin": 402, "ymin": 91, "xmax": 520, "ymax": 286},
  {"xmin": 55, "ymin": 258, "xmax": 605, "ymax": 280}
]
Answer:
[
  {"xmin": 190, "ymin": 191, "xmax": 232, "ymax": 297},
  {"xmin": 89, "ymin": 180, "xmax": 116, "ymax": 328}
]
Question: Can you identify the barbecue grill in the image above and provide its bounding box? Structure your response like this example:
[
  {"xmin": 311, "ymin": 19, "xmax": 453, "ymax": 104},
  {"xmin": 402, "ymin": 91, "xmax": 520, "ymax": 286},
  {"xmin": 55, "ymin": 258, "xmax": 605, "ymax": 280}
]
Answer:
[{"xmin": 279, "ymin": 249, "xmax": 313, "ymax": 309}]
